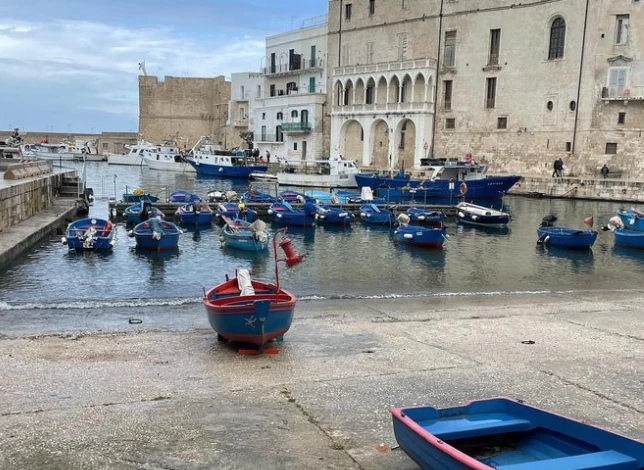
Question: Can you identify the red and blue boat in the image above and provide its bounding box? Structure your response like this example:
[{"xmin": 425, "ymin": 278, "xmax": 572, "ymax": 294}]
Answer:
[
  {"xmin": 130, "ymin": 218, "xmax": 182, "ymax": 250},
  {"xmin": 391, "ymin": 397, "xmax": 644, "ymax": 470},
  {"xmin": 63, "ymin": 218, "xmax": 115, "ymax": 250}
]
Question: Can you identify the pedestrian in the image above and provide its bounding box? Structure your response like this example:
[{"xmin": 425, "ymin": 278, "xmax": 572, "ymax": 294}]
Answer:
[
  {"xmin": 601, "ymin": 164, "xmax": 610, "ymax": 179},
  {"xmin": 266, "ymin": 150, "xmax": 271, "ymax": 164},
  {"xmin": 552, "ymin": 159, "xmax": 559, "ymax": 178}
]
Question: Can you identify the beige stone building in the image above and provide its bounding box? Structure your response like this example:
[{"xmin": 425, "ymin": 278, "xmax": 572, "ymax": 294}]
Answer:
[
  {"xmin": 327, "ymin": 0, "xmax": 644, "ymax": 177},
  {"xmin": 138, "ymin": 75, "xmax": 231, "ymax": 151}
]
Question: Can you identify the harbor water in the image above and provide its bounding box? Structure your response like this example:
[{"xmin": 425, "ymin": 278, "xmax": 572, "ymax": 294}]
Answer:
[{"xmin": 1, "ymin": 161, "xmax": 644, "ymax": 310}]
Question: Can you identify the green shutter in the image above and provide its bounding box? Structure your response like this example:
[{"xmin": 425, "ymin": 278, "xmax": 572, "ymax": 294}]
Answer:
[{"xmin": 309, "ymin": 76, "xmax": 316, "ymax": 93}]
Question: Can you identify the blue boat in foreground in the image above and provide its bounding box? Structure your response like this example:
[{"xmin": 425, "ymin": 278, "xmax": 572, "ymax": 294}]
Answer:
[
  {"xmin": 457, "ymin": 202, "xmax": 511, "ymax": 228},
  {"xmin": 221, "ymin": 217, "xmax": 270, "ymax": 251},
  {"xmin": 537, "ymin": 226, "xmax": 598, "ymax": 249},
  {"xmin": 614, "ymin": 228, "xmax": 644, "ymax": 249},
  {"xmin": 130, "ymin": 218, "xmax": 182, "ymax": 250},
  {"xmin": 391, "ymin": 397, "xmax": 644, "ymax": 470},
  {"xmin": 395, "ymin": 225, "xmax": 447, "ymax": 248},
  {"xmin": 175, "ymin": 203, "xmax": 214, "ymax": 225},
  {"xmin": 123, "ymin": 202, "xmax": 165, "ymax": 224},
  {"xmin": 617, "ymin": 209, "xmax": 644, "ymax": 232},
  {"xmin": 63, "ymin": 218, "xmax": 115, "ymax": 250},
  {"xmin": 359, "ymin": 204, "xmax": 395, "ymax": 225},
  {"xmin": 168, "ymin": 190, "xmax": 203, "ymax": 203}
]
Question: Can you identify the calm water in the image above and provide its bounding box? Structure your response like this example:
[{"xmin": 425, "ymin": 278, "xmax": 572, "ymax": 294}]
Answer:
[{"xmin": 1, "ymin": 161, "xmax": 644, "ymax": 310}]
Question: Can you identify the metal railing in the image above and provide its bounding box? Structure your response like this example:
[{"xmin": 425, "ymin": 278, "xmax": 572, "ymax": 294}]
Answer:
[
  {"xmin": 281, "ymin": 122, "xmax": 311, "ymax": 132},
  {"xmin": 333, "ymin": 58, "xmax": 436, "ymax": 77},
  {"xmin": 262, "ymin": 59, "xmax": 325, "ymax": 75},
  {"xmin": 602, "ymin": 86, "xmax": 644, "ymax": 99}
]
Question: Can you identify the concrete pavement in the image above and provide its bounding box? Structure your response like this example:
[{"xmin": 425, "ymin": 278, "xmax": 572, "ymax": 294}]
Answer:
[{"xmin": 1, "ymin": 291, "xmax": 644, "ymax": 469}]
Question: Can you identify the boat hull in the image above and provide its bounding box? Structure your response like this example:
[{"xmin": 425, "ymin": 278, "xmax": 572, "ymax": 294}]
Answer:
[
  {"xmin": 277, "ymin": 172, "xmax": 358, "ymax": 188},
  {"xmin": 143, "ymin": 157, "xmax": 196, "ymax": 173},
  {"xmin": 177, "ymin": 210, "xmax": 214, "ymax": 225},
  {"xmin": 395, "ymin": 226, "xmax": 446, "ymax": 248},
  {"xmin": 359, "ymin": 205, "xmax": 395, "ymax": 225},
  {"xmin": 107, "ymin": 154, "xmax": 146, "ymax": 166},
  {"xmin": 133, "ymin": 220, "xmax": 181, "ymax": 250},
  {"xmin": 617, "ymin": 209, "xmax": 644, "ymax": 231},
  {"xmin": 537, "ymin": 227, "xmax": 598, "ymax": 248},
  {"xmin": 457, "ymin": 203, "xmax": 510, "ymax": 228},
  {"xmin": 63, "ymin": 218, "xmax": 114, "ymax": 250},
  {"xmin": 222, "ymin": 225, "xmax": 269, "ymax": 251},
  {"xmin": 273, "ymin": 211, "xmax": 316, "ymax": 227},
  {"xmin": 316, "ymin": 208, "xmax": 353, "ymax": 226},
  {"xmin": 188, "ymin": 160, "xmax": 267, "ymax": 178},
  {"xmin": 614, "ymin": 228, "xmax": 644, "ymax": 249},
  {"xmin": 358, "ymin": 174, "xmax": 521, "ymax": 199}
]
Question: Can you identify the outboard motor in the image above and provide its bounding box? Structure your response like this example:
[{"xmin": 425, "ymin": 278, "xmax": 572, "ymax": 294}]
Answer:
[{"xmin": 540, "ymin": 214, "xmax": 557, "ymax": 228}]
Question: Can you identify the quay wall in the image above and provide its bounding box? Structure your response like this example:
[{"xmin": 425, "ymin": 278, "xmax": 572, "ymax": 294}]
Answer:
[
  {"xmin": 0, "ymin": 170, "xmax": 75, "ymax": 231},
  {"xmin": 509, "ymin": 176, "xmax": 644, "ymax": 204}
]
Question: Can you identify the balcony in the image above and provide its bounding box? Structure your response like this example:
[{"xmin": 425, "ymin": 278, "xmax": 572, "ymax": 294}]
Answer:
[
  {"xmin": 333, "ymin": 58, "xmax": 437, "ymax": 77},
  {"xmin": 262, "ymin": 59, "xmax": 325, "ymax": 77},
  {"xmin": 255, "ymin": 134, "xmax": 285, "ymax": 143},
  {"xmin": 331, "ymin": 101, "xmax": 434, "ymax": 116},
  {"xmin": 602, "ymin": 86, "xmax": 644, "ymax": 102},
  {"xmin": 281, "ymin": 122, "xmax": 311, "ymax": 134},
  {"xmin": 232, "ymin": 119, "xmax": 249, "ymax": 128}
]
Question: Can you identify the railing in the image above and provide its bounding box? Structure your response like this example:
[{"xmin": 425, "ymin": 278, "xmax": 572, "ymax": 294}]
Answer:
[
  {"xmin": 333, "ymin": 58, "xmax": 437, "ymax": 77},
  {"xmin": 232, "ymin": 120, "xmax": 249, "ymax": 127},
  {"xmin": 602, "ymin": 86, "xmax": 644, "ymax": 100},
  {"xmin": 262, "ymin": 59, "xmax": 325, "ymax": 75},
  {"xmin": 281, "ymin": 122, "xmax": 311, "ymax": 133},
  {"xmin": 332, "ymin": 101, "xmax": 433, "ymax": 114},
  {"xmin": 255, "ymin": 134, "xmax": 285, "ymax": 143}
]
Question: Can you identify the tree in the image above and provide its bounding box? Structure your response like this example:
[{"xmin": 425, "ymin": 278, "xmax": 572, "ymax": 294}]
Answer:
[{"xmin": 239, "ymin": 131, "xmax": 254, "ymax": 150}]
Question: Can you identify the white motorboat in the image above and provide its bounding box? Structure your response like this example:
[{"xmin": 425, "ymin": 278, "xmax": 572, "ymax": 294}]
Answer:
[
  {"xmin": 30, "ymin": 142, "xmax": 76, "ymax": 160},
  {"xmin": 142, "ymin": 140, "xmax": 195, "ymax": 173},
  {"xmin": 107, "ymin": 139, "xmax": 155, "ymax": 166},
  {"xmin": 276, "ymin": 156, "xmax": 359, "ymax": 188}
]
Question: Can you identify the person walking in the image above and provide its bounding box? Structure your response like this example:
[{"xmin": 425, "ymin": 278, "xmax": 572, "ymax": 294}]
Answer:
[
  {"xmin": 266, "ymin": 150, "xmax": 271, "ymax": 164},
  {"xmin": 601, "ymin": 164, "xmax": 610, "ymax": 179},
  {"xmin": 552, "ymin": 159, "xmax": 559, "ymax": 178}
]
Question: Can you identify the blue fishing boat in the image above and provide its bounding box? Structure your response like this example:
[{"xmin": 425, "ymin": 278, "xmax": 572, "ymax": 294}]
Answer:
[
  {"xmin": 457, "ymin": 202, "xmax": 511, "ymax": 228},
  {"xmin": 130, "ymin": 218, "xmax": 182, "ymax": 250},
  {"xmin": 220, "ymin": 217, "xmax": 269, "ymax": 251},
  {"xmin": 168, "ymin": 190, "xmax": 203, "ymax": 203},
  {"xmin": 185, "ymin": 146, "xmax": 268, "ymax": 178},
  {"xmin": 279, "ymin": 190, "xmax": 311, "ymax": 203},
  {"xmin": 175, "ymin": 202, "xmax": 214, "ymax": 225},
  {"xmin": 406, "ymin": 208, "xmax": 446, "ymax": 226},
  {"xmin": 391, "ymin": 397, "xmax": 644, "ymax": 470},
  {"xmin": 617, "ymin": 209, "xmax": 644, "ymax": 232},
  {"xmin": 315, "ymin": 206, "xmax": 354, "ymax": 225},
  {"xmin": 123, "ymin": 202, "xmax": 165, "ymax": 224},
  {"xmin": 122, "ymin": 189, "xmax": 159, "ymax": 203},
  {"xmin": 242, "ymin": 189, "xmax": 277, "ymax": 203},
  {"xmin": 614, "ymin": 228, "xmax": 644, "ymax": 249},
  {"xmin": 215, "ymin": 202, "xmax": 257, "ymax": 223},
  {"xmin": 395, "ymin": 225, "xmax": 447, "ymax": 248},
  {"xmin": 305, "ymin": 188, "xmax": 385, "ymax": 205},
  {"xmin": 537, "ymin": 226, "xmax": 598, "ymax": 249},
  {"xmin": 359, "ymin": 204, "xmax": 395, "ymax": 225},
  {"xmin": 269, "ymin": 200, "xmax": 317, "ymax": 227},
  {"xmin": 63, "ymin": 218, "xmax": 115, "ymax": 250}
]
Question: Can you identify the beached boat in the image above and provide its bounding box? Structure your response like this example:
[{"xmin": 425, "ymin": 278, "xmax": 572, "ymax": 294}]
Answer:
[
  {"xmin": 168, "ymin": 190, "xmax": 203, "ymax": 203},
  {"xmin": 220, "ymin": 217, "xmax": 269, "ymax": 251},
  {"xmin": 617, "ymin": 209, "xmax": 644, "ymax": 232},
  {"xmin": 130, "ymin": 218, "xmax": 182, "ymax": 250},
  {"xmin": 62, "ymin": 218, "xmax": 115, "ymax": 250},
  {"xmin": 537, "ymin": 226, "xmax": 598, "ymax": 249},
  {"xmin": 185, "ymin": 137, "xmax": 267, "ymax": 178},
  {"xmin": 123, "ymin": 202, "xmax": 165, "ymax": 224},
  {"xmin": 391, "ymin": 397, "xmax": 644, "ymax": 470},
  {"xmin": 107, "ymin": 139, "xmax": 155, "ymax": 166},
  {"xmin": 457, "ymin": 202, "xmax": 511, "ymax": 228},
  {"xmin": 142, "ymin": 141, "xmax": 195, "ymax": 173},
  {"xmin": 356, "ymin": 159, "xmax": 521, "ymax": 199},
  {"xmin": 175, "ymin": 203, "xmax": 214, "ymax": 225},
  {"xmin": 203, "ymin": 229, "xmax": 304, "ymax": 352},
  {"xmin": 276, "ymin": 157, "xmax": 360, "ymax": 188},
  {"xmin": 215, "ymin": 202, "xmax": 257, "ymax": 223},
  {"xmin": 269, "ymin": 200, "xmax": 317, "ymax": 227},
  {"xmin": 614, "ymin": 228, "xmax": 644, "ymax": 249},
  {"xmin": 359, "ymin": 204, "xmax": 395, "ymax": 225}
]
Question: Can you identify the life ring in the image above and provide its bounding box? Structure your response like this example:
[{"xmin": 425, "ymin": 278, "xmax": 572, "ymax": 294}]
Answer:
[
  {"xmin": 459, "ymin": 182, "xmax": 468, "ymax": 195},
  {"xmin": 133, "ymin": 188, "xmax": 144, "ymax": 196}
]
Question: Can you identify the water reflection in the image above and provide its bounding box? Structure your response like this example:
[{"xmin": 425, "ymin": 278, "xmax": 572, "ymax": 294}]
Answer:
[
  {"xmin": 612, "ymin": 244, "xmax": 644, "ymax": 262},
  {"xmin": 133, "ymin": 247, "xmax": 180, "ymax": 282}
]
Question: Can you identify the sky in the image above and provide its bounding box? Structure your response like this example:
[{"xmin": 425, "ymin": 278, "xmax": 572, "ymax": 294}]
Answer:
[{"xmin": 0, "ymin": 0, "xmax": 327, "ymax": 134}]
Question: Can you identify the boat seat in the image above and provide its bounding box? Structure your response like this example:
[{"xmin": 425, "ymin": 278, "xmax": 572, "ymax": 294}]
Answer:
[
  {"xmin": 498, "ymin": 451, "xmax": 639, "ymax": 470},
  {"xmin": 425, "ymin": 414, "xmax": 533, "ymax": 440}
]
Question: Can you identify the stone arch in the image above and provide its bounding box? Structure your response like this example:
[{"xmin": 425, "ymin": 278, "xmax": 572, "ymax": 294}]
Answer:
[
  {"xmin": 395, "ymin": 119, "xmax": 416, "ymax": 170},
  {"xmin": 401, "ymin": 74, "xmax": 413, "ymax": 103},
  {"xmin": 339, "ymin": 119, "xmax": 364, "ymax": 160},
  {"xmin": 354, "ymin": 78, "xmax": 365, "ymax": 105},
  {"xmin": 413, "ymin": 73, "xmax": 426, "ymax": 102},
  {"xmin": 370, "ymin": 119, "xmax": 390, "ymax": 168},
  {"xmin": 365, "ymin": 77, "xmax": 376, "ymax": 104},
  {"xmin": 389, "ymin": 75, "xmax": 401, "ymax": 103},
  {"xmin": 376, "ymin": 76, "xmax": 387, "ymax": 105},
  {"xmin": 344, "ymin": 79, "xmax": 354, "ymax": 106},
  {"xmin": 334, "ymin": 79, "xmax": 344, "ymax": 106}
]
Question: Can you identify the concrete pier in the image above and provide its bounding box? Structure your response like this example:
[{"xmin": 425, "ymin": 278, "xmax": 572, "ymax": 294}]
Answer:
[
  {"xmin": 1, "ymin": 291, "xmax": 643, "ymax": 469},
  {"xmin": 509, "ymin": 175, "xmax": 644, "ymax": 203}
]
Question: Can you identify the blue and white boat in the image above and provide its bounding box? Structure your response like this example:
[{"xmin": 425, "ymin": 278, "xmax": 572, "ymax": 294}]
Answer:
[
  {"xmin": 457, "ymin": 202, "xmax": 511, "ymax": 228},
  {"xmin": 614, "ymin": 228, "xmax": 644, "ymax": 249},
  {"xmin": 175, "ymin": 203, "xmax": 214, "ymax": 225},
  {"xmin": 406, "ymin": 208, "xmax": 446, "ymax": 226},
  {"xmin": 279, "ymin": 190, "xmax": 312, "ymax": 203},
  {"xmin": 269, "ymin": 200, "xmax": 317, "ymax": 227},
  {"xmin": 359, "ymin": 204, "xmax": 395, "ymax": 225},
  {"xmin": 130, "ymin": 218, "xmax": 182, "ymax": 250},
  {"xmin": 315, "ymin": 206, "xmax": 354, "ymax": 226},
  {"xmin": 537, "ymin": 226, "xmax": 598, "ymax": 249},
  {"xmin": 305, "ymin": 188, "xmax": 385, "ymax": 205},
  {"xmin": 63, "ymin": 218, "xmax": 115, "ymax": 250},
  {"xmin": 185, "ymin": 136, "xmax": 267, "ymax": 179},
  {"xmin": 242, "ymin": 189, "xmax": 277, "ymax": 203},
  {"xmin": 392, "ymin": 397, "xmax": 644, "ymax": 470},
  {"xmin": 123, "ymin": 202, "xmax": 165, "ymax": 224},
  {"xmin": 356, "ymin": 159, "xmax": 521, "ymax": 199},
  {"xmin": 220, "ymin": 217, "xmax": 270, "ymax": 251},
  {"xmin": 168, "ymin": 190, "xmax": 203, "ymax": 203},
  {"xmin": 394, "ymin": 225, "xmax": 447, "ymax": 248},
  {"xmin": 617, "ymin": 209, "xmax": 644, "ymax": 232},
  {"xmin": 215, "ymin": 202, "xmax": 257, "ymax": 223}
]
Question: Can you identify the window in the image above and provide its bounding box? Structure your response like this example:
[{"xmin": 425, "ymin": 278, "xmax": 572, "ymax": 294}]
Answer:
[
  {"xmin": 261, "ymin": 126, "xmax": 267, "ymax": 141},
  {"xmin": 606, "ymin": 142, "xmax": 617, "ymax": 154},
  {"xmin": 400, "ymin": 121, "xmax": 407, "ymax": 149},
  {"xmin": 366, "ymin": 85, "xmax": 374, "ymax": 104},
  {"xmin": 310, "ymin": 45, "xmax": 317, "ymax": 67},
  {"xmin": 240, "ymin": 86, "xmax": 245, "ymax": 98},
  {"xmin": 402, "ymin": 0, "xmax": 407, "ymax": 9},
  {"xmin": 360, "ymin": 128, "xmax": 364, "ymax": 141},
  {"xmin": 301, "ymin": 110, "xmax": 309, "ymax": 125},
  {"xmin": 345, "ymin": 3, "xmax": 352, "ymax": 21},
  {"xmin": 546, "ymin": 101, "xmax": 554, "ymax": 111},
  {"xmin": 445, "ymin": 118, "xmax": 456, "ymax": 129},
  {"xmin": 486, "ymin": 77, "xmax": 497, "ymax": 109},
  {"xmin": 489, "ymin": 29, "xmax": 501, "ymax": 65},
  {"xmin": 309, "ymin": 76, "xmax": 316, "ymax": 93},
  {"xmin": 618, "ymin": 112, "xmax": 626, "ymax": 124},
  {"xmin": 608, "ymin": 67, "xmax": 627, "ymax": 97},
  {"xmin": 276, "ymin": 126, "xmax": 284, "ymax": 142},
  {"xmin": 444, "ymin": 31, "xmax": 456, "ymax": 67},
  {"xmin": 257, "ymin": 85, "xmax": 262, "ymax": 98},
  {"xmin": 497, "ymin": 117, "xmax": 507, "ymax": 129},
  {"xmin": 566, "ymin": 142, "xmax": 572, "ymax": 152},
  {"xmin": 277, "ymin": 112, "xmax": 283, "ymax": 120},
  {"xmin": 270, "ymin": 84, "xmax": 276, "ymax": 97},
  {"xmin": 443, "ymin": 80, "xmax": 453, "ymax": 110},
  {"xmin": 291, "ymin": 110, "xmax": 298, "ymax": 118},
  {"xmin": 262, "ymin": 112, "xmax": 266, "ymax": 120},
  {"xmin": 569, "ymin": 101, "xmax": 576, "ymax": 111},
  {"xmin": 102, "ymin": 143, "xmax": 109, "ymax": 150},
  {"xmin": 369, "ymin": 0, "xmax": 375, "ymax": 15},
  {"xmin": 366, "ymin": 42, "xmax": 374, "ymax": 65},
  {"xmin": 294, "ymin": 142, "xmax": 298, "ymax": 151},
  {"xmin": 616, "ymin": 15, "xmax": 629, "ymax": 44},
  {"xmin": 397, "ymin": 33, "xmax": 408, "ymax": 61},
  {"xmin": 548, "ymin": 17, "xmax": 566, "ymax": 60}
]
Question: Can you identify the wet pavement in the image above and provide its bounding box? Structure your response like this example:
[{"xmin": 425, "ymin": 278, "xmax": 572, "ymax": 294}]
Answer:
[{"xmin": 1, "ymin": 292, "xmax": 644, "ymax": 469}]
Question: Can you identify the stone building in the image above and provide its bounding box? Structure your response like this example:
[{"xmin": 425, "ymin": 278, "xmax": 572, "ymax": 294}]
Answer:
[
  {"xmin": 139, "ymin": 75, "xmax": 231, "ymax": 151},
  {"xmin": 227, "ymin": 72, "xmax": 265, "ymax": 150},
  {"xmin": 327, "ymin": 0, "xmax": 643, "ymax": 177},
  {"xmin": 0, "ymin": 130, "xmax": 138, "ymax": 155}
]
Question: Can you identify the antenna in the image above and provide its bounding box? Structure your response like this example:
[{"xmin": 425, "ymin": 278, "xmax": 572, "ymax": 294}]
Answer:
[{"xmin": 138, "ymin": 60, "xmax": 147, "ymax": 76}]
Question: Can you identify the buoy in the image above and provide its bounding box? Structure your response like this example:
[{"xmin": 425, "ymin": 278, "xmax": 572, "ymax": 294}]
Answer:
[
  {"xmin": 279, "ymin": 237, "xmax": 304, "ymax": 267},
  {"xmin": 459, "ymin": 182, "xmax": 468, "ymax": 196}
]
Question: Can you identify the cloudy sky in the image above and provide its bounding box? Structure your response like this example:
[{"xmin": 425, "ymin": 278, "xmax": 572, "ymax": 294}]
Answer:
[{"xmin": 0, "ymin": 0, "xmax": 327, "ymax": 133}]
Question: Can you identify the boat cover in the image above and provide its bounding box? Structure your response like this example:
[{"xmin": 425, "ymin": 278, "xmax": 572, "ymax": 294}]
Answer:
[{"xmin": 237, "ymin": 269, "xmax": 255, "ymax": 296}]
